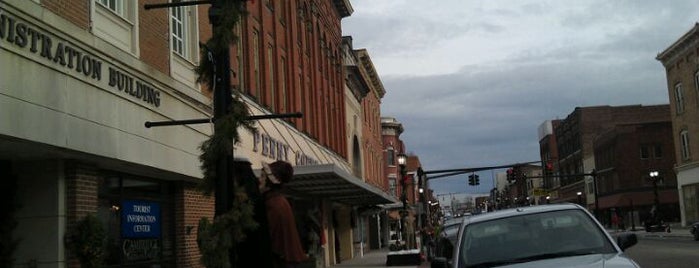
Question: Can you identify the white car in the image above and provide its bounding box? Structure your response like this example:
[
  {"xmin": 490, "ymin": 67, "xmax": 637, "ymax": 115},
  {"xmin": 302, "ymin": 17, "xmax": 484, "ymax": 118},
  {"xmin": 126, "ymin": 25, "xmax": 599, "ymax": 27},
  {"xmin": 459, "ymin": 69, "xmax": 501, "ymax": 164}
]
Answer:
[{"xmin": 432, "ymin": 203, "xmax": 640, "ymax": 268}]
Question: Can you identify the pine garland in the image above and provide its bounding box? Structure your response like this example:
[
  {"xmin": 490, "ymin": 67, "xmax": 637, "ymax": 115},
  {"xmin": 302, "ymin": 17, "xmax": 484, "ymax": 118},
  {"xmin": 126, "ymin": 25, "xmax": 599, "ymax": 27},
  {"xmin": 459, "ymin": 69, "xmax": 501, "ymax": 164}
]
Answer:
[{"xmin": 195, "ymin": 1, "xmax": 258, "ymax": 267}]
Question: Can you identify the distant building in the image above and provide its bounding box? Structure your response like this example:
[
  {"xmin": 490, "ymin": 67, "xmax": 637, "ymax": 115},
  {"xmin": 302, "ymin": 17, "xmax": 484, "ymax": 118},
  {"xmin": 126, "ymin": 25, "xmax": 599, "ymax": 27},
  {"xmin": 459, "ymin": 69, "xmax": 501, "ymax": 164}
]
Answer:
[
  {"xmin": 656, "ymin": 23, "xmax": 699, "ymax": 226},
  {"xmin": 538, "ymin": 120, "xmax": 561, "ymax": 192},
  {"xmin": 593, "ymin": 118, "xmax": 680, "ymax": 227},
  {"xmin": 551, "ymin": 105, "xmax": 673, "ymax": 212}
]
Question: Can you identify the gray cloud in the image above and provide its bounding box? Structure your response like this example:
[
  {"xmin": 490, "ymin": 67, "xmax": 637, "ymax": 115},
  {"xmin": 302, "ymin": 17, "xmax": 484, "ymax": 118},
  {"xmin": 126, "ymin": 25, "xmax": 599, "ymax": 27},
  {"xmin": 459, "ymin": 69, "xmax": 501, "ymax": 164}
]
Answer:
[{"xmin": 343, "ymin": 0, "xmax": 698, "ymax": 195}]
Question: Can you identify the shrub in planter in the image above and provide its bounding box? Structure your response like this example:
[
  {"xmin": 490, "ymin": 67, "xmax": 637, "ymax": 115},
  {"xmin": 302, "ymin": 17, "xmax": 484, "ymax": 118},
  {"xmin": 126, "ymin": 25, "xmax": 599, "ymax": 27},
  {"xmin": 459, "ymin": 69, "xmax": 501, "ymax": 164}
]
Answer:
[{"xmin": 65, "ymin": 214, "xmax": 106, "ymax": 268}]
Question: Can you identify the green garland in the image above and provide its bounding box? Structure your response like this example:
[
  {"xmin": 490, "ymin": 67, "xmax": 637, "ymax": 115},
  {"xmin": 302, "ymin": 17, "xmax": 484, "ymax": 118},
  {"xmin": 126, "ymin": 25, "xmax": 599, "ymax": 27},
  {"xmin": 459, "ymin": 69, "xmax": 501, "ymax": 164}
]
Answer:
[{"xmin": 195, "ymin": 2, "xmax": 258, "ymax": 267}]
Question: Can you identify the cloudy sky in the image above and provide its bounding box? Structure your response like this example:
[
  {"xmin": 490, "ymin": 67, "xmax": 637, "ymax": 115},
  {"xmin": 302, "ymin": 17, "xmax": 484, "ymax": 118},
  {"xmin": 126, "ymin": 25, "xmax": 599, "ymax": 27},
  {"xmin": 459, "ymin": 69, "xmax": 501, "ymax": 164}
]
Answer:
[{"xmin": 341, "ymin": 0, "xmax": 699, "ymax": 197}]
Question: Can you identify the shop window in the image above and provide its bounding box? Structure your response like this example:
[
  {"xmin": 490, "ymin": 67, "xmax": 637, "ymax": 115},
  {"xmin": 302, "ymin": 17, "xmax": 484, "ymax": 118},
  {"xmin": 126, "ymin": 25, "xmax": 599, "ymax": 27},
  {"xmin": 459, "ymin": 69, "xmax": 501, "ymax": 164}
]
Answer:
[
  {"xmin": 98, "ymin": 174, "xmax": 174, "ymax": 267},
  {"xmin": 92, "ymin": 0, "xmax": 139, "ymax": 55},
  {"xmin": 170, "ymin": 2, "xmax": 200, "ymax": 90}
]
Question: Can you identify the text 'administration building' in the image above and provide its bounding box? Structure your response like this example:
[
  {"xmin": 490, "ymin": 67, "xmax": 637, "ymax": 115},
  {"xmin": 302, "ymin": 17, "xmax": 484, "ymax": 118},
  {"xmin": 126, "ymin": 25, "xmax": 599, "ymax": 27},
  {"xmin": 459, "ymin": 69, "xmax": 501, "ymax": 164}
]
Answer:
[{"xmin": 1, "ymin": 0, "xmax": 396, "ymax": 267}]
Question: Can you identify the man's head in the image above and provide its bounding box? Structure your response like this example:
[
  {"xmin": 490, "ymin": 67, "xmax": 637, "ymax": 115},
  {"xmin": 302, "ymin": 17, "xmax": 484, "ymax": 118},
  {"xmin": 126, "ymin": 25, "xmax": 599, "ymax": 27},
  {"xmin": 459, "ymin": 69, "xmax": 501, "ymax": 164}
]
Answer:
[
  {"xmin": 269, "ymin": 160, "xmax": 294, "ymax": 184},
  {"xmin": 259, "ymin": 161, "xmax": 294, "ymax": 192}
]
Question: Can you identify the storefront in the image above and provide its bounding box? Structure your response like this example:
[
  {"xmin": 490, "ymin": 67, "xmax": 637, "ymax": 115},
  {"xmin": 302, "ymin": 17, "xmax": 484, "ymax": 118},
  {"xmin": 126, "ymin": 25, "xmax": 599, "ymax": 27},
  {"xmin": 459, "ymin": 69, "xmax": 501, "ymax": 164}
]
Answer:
[
  {"xmin": 2, "ymin": 2, "xmax": 396, "ymax": 267},
  {"xmin": 1, "ymin": 3, "xmax": 210, "ymax": 267},
  {"xmin": 237, "ymin": 102, "xmax": 398, "ymax": 266}
]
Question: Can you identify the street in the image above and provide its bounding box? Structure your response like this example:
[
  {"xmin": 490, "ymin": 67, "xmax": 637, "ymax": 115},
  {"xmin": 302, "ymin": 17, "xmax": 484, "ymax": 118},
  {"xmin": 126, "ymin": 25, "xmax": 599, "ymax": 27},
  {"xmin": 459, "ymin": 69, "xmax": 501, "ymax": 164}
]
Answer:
[{"xmin": 626, "ymin": 236, "xmax": 699, "ymax": 267}]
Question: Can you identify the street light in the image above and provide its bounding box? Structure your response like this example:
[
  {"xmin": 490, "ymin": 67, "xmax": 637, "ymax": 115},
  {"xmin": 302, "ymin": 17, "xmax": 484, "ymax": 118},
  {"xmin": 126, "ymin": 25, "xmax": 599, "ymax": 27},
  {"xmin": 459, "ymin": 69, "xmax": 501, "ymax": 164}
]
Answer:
[
  {"xmin": 397, "ymin": 153, "xmax": 408, "ymax": 248},
  {"xmin": 649, "ymin": 170, "xmax": 661, "ymax": 221},
  {"xmin": 546, "ymin": 196, "xmax": 550, "ymax": 204},
  {"xmin": 577, "ymin": 191, "xmax": 583, "ymax": 206}
]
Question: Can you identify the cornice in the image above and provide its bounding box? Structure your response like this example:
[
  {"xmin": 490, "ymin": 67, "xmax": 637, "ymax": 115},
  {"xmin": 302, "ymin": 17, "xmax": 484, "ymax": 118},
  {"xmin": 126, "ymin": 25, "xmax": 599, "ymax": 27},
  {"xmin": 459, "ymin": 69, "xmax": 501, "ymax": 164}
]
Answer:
[{"xmin": 656, "ymin": 23, "xmax": 699, "ymax": 67}]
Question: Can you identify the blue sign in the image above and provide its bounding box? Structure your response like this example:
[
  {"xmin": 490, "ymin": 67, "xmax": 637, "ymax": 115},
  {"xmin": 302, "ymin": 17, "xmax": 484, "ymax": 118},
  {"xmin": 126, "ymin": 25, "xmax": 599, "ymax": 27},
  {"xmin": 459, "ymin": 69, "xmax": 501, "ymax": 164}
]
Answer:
[{"xmin": 121, "ymin": 200, "xmax": 161, "ymax": 238}]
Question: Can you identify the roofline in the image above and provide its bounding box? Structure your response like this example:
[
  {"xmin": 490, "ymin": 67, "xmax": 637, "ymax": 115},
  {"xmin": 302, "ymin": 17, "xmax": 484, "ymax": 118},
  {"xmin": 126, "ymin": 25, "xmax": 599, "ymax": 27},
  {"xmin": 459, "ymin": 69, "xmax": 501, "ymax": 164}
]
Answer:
[{"xmin": 656, "ymin": 22, "xmax": 699, "ymax": 66}]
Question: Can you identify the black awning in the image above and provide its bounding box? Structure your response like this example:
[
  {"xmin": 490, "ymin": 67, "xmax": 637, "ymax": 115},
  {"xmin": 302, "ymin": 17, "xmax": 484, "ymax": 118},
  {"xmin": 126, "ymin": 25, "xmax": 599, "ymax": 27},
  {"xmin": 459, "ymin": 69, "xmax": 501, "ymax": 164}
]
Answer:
[{"xmin": 285, "ymin": 164, "xmax": 399, "ymax": 206}]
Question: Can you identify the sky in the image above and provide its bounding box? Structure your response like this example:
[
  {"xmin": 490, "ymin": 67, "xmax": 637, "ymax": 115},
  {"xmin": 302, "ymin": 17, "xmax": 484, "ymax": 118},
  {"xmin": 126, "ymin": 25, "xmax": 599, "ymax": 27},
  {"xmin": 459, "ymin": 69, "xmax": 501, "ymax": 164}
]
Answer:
[{"xmin": 341, "ymin": 0, "xmax": 699, "ymax": 197}]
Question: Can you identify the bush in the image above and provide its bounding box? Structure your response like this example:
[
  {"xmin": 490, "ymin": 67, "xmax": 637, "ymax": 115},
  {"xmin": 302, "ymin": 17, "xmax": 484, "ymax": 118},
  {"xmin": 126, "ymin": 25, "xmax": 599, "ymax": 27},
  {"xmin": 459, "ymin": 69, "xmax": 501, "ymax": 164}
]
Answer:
[{"xmin": 66, "ymin": 214, "xmax": 106, "ymax": 268}]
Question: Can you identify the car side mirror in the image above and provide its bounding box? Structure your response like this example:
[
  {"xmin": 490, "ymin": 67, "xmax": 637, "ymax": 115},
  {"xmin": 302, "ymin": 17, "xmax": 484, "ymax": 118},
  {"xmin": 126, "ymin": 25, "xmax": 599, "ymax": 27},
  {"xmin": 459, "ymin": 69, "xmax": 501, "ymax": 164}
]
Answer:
[
  {"xmin": 431, "ymin": 257, "xmax": 449, "ymax": 268},
  {"xmin": 616, "ymin": 233, "xmax": 638, "ymax": 251}
]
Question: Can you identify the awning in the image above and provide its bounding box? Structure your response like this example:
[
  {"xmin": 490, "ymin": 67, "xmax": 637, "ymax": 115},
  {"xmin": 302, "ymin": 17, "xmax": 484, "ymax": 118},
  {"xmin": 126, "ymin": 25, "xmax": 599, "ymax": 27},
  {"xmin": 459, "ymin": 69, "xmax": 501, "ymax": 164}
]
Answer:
[{"xmin": 285, "ymin": 164, "xmax": 399, "ymax": 206}]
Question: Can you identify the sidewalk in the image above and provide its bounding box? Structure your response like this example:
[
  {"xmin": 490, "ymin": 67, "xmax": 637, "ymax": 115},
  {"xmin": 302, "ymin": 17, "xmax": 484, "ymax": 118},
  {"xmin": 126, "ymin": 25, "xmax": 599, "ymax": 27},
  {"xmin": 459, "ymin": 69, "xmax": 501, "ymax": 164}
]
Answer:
[
  {"xmin": 606, "ymin": 223, "xmax": 694, "ymax": 239},
  {"xmin": 331, "ymin": 248, "xmax": 429, "ymax": 268}
]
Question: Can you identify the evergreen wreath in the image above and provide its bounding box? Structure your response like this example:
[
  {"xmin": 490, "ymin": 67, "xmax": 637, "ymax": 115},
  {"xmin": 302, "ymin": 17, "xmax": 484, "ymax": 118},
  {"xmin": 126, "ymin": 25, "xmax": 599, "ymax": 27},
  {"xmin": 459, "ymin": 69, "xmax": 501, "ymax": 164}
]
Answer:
[{"xmin": 195, "ymin": 1, "xmax": 258, "ymax": 267}]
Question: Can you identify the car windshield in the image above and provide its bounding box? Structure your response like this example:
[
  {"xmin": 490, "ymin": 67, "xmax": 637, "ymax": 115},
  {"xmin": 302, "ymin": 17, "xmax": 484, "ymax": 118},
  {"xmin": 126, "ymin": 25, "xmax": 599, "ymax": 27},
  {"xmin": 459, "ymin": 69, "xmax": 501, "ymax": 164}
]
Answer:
[{"xmin": 459, "ymin": 209, "xmax": 616, "ymax": 268}]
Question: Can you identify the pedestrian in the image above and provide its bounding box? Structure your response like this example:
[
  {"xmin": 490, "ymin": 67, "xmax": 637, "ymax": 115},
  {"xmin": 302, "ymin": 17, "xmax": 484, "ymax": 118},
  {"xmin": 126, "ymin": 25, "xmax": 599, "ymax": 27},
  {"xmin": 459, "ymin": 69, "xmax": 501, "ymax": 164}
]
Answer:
[
  {"xmin": 611, "ymin": 212, "xmax": 619, "ymax": 231},
  {"xmin": 260, "ymin": 161, "xmax": 308, "ymax": 268}
]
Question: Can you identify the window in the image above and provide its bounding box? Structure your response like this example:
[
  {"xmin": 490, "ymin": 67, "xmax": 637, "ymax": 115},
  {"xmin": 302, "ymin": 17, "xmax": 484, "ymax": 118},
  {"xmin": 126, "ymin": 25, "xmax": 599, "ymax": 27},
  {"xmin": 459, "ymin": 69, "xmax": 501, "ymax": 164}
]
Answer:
[
  {"xmin": 653, "ymin": 144, "xmax": 662, "ymax": 159},
  {"xmin": 98, "ymin": 174, "xmax": 174, "ymax": 266},
  {"xmin": 695, "ymin": 70, "xmax": 699, "ymax": 104},
  {"xmin": 387, "ymin": 148, "xmax": 395, "ymax": 166},
  {"xmin": 280, "ymin": 57, "xmax": 287, "ymax": 112},
  {"xmin": 680, "ymin": 130, "xmax": 691, "ymax": 160},
  {"xmin": 92, "ymin": 0, "xmax": 138, "ymax": 55},
  {"xmin": 97, "ymin": 0, "xmax": 124, "ymax": 16},
  {"xmin": 389, "ymin": 177, "xmax": 397, "ymax": 197},
  {"xmin": 253, "ymin": 30, "xmax": 261, "ymax": 98},
  {"xmin": 171, "ymin": 6, "xmax": 186, "ymax": 58},
  {"xmin": 640, "ymin": 145, "xmax": 649, "ymax": 159},
  {"xmin": 267, "ymin": 45, "xmax": 275, "ymax": 110},
  {"xmin": 675, "ymin": 83, "xmax": 685, "ymax": 114},
  {"xmin": 279, "ymin": 0, "xmax": 287, "ymax": 24},
  {"xmin": 169, "ymin": 3, "xmax": 199, "ymax": 89}
]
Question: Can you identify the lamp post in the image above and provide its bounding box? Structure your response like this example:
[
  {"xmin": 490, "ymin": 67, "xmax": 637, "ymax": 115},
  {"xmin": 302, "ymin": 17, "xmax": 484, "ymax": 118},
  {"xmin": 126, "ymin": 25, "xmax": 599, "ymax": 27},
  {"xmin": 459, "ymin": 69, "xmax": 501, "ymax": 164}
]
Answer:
[
  {"xmin": 546, "ymin": 196, "xmax": 550, "ymax": 204},
  {"xmin": 397, "ymin": 153, "xmax": 408, "ymax": 248},
  {"xmin": 577, "ymin": 191, "xmax": 583, "ymax": 206},
  {"xmin": 649, "ymin": 171, "xmax": 660, "ymax": 221}
]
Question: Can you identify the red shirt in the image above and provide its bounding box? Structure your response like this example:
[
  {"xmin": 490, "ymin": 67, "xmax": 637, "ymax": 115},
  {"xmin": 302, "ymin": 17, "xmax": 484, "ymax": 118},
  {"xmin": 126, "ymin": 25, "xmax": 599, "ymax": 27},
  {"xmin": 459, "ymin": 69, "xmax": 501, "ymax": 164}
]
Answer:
[{"xmin": 265, "ymin": 191, "xmax": 307, "ymax": 265}]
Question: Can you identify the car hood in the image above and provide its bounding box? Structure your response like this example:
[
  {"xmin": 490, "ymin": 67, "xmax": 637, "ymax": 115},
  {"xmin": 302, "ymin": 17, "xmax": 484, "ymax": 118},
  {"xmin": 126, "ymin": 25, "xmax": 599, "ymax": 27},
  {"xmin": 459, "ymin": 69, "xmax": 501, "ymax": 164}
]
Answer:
[{"xmin": 493, "ymin": 253, "xmax": 639, "ymax": 268}]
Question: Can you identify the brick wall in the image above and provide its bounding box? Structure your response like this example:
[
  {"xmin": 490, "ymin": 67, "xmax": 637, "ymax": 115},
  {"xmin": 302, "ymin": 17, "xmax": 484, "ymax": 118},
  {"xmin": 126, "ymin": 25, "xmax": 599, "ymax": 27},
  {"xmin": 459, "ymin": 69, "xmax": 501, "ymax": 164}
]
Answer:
[
  {"xmin": 43, "ymin": 0, "xmax": 89, "ymax": 29},
  {"xmin": 176, "ymin": 183, "xmax": 215, "ymax": 268},
  {"xmin": 139, "ymin": 0, "xmax": 170, "ymax": 74},
  {"xmin": 236, "ymin": 0, "xmax": 347, "ymax": 158},
  {"xmin": 65, "ymin": 162, "xmax": 100, "ymax": 268}
]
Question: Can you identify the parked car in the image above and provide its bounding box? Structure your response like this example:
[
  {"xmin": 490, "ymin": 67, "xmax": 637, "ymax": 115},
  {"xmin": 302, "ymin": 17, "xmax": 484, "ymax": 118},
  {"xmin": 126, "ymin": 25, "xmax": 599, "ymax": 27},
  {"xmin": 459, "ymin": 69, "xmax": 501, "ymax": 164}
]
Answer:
[
  {"xmin": 691, "ymin": 221, "xmax": 699, "ymax": 241},
  {"xmin": 432, "ymin": 204, "xmax": 639, "ymax": 268},
  {"xmin": 433, "ymin": 218, "xmax": 463, "ymax": 259}
]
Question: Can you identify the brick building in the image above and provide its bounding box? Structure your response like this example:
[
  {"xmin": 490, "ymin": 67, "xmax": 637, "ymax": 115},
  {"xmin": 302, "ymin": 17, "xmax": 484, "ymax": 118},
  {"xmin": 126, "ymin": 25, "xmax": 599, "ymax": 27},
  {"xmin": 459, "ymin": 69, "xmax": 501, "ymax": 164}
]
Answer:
[
  {"xmin": 341, "ymin": 36, "xmax": 395, "ymax": 254},
  {"xmin": 656, "ymin": 23, "xmax": 699, "ymax": 226},
  {"xmin": 593, "ymin": 119, "xmax": 680, "ymax": 227},
  {"xmin": 551, "ymin": 105, "xmax": 674, "ymax": 211},
  {"xmin": 538, "ymin": 119, "xmax": 561, "ymax": 191},
  {"xmin": 1, "ymin": 0, "xmax": 396, "ymax": 267}
]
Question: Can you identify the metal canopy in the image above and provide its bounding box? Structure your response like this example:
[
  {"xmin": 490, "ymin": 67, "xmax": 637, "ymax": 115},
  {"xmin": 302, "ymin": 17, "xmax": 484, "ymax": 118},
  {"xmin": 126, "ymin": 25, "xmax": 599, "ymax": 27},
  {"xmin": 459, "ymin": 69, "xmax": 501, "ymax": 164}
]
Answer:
[{"xmin": 285, "ymin": 164, "xmax": 399, "ymax": 206}]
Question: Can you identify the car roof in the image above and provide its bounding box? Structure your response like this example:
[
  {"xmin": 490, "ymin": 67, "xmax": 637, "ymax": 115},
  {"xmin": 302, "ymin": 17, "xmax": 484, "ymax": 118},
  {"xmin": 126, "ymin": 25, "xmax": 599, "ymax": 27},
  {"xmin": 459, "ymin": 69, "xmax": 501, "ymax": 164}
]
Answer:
[
  {"xmin": 444, "ymin": 217, "xmax": 464, "ymax": 227},
  {"xmin": 462, "ymin": 203, "xmax": 584, "ymax": 226}
]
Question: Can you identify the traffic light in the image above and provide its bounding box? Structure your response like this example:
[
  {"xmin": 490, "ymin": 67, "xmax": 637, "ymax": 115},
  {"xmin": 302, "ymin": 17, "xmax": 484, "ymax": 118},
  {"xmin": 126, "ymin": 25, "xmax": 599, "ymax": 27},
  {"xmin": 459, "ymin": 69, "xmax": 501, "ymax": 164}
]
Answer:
[
  {"xmin": 545, "ymin": 161, "xmax": 554, "ymax": 177},
  {"xmin": 468, "ymin": 174, "xmax": 480, "ymax": 186},
  {"xmin": 506, "ymin": 168, "xmax": 514, "ymax": 182}
]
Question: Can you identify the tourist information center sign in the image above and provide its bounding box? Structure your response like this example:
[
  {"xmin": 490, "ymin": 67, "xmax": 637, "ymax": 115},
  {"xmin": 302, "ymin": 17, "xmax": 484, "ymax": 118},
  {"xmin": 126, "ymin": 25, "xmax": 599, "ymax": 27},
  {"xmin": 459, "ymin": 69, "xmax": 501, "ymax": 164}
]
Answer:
[{"xmin": 121, "ymin": 200, "xmax": 161, "ymax": 238}]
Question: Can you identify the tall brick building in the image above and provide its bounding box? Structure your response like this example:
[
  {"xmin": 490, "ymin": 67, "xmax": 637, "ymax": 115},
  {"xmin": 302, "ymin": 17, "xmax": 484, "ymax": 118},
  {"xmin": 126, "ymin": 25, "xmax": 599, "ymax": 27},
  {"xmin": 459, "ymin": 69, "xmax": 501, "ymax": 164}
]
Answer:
[
  {"xmin": 550, "ymin": 105, "xmax": 675, "ymax": 212},
  {"xmin": 593, "ymin": 119, "xmax": 680, "ymax": 227},
  {"xmin": 656, "ymin": 23, "xmax": 699, "ymax": 226},
  {"xmin": 0, "ymin": 0, "xmax": 395, "ymax": 267}
]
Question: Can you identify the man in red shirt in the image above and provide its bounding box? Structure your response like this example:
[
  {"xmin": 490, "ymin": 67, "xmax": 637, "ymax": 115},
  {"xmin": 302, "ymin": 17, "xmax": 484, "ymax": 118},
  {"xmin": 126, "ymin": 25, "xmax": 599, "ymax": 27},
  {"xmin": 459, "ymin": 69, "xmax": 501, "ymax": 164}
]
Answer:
[{"xmin": 261, "ymin": 161, "xmax": 308, "ymax": 268}]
